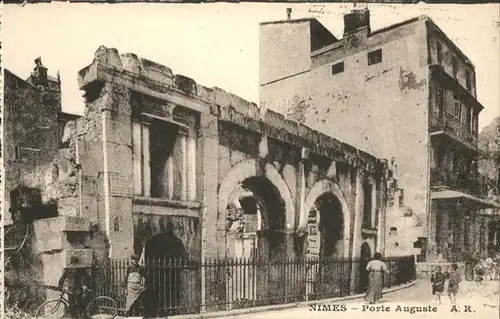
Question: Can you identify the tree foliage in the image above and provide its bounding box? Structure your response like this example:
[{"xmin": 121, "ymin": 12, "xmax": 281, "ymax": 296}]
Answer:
[{"xmin": 478, "ymin": 116, "xmax": 500, "ymax": 192}]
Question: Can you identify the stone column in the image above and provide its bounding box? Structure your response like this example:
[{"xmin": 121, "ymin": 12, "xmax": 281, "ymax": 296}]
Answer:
[
  {"xmin": 141, "ymin": 121, "xmax": 151, "ymax": 198},
  {"xmin": 100, "ymin": 83, "xmax": 135, "ymax": 259},
  {"xmin": 187, "ymin": 121, "xmax": 197, "ymax": 202}
]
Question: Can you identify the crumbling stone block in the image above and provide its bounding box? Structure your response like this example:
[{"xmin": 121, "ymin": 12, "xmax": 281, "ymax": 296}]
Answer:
[
  {"xmin": 93, "ymin": 46, "xmax": 123, "ymax": 69},
  {"xmin": 174, "ymin": 74, "xmax": 197, "ymax": 95},
  {"xmin": 140, "ymin": 58, "xmax": 174, "ymax": 85},
  {"xmin": 120, "ymin": 53, "xmax": 141, "ymax": 75}
]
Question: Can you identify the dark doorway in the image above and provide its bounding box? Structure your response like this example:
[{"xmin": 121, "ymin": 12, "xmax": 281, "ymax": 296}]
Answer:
[
  {"xmin": 144, "ymin": 232, "xmax": 187, "ymax": 316},
  {"xmin": 316, "ymin": 193, "xmax": 344, "ymax": 258},
  {"xmin": 237, "ymin": 176, "xmax": 286, "ymax": 260},
  {"xmin": 359, "ymin": 242, "xmax": 372, "ymax": 293}
]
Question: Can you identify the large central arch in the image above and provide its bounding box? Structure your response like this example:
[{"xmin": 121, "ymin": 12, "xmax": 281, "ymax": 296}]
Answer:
[
  {"xmin": 218, "ymin": 159, "xmax": 295, "ymax": 230},
  {"xmin": 302, "ymin": 179, "xmax": 351, "ymax": 258}
]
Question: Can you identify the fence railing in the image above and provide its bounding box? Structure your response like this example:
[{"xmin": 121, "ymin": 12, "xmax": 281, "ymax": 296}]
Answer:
[{"xmin": 91, "ymin": 256, "xmax": 415, "ymax": 317}]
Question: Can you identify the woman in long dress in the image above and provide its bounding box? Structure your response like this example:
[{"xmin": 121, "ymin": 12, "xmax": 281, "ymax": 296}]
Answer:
[
  {"xmin": 125, "ymin": 254, "xmax": 146, "ymax": 316},
  {"xmin": 364, "ymin": 252, "xmax": 387, "ymax": 304}
]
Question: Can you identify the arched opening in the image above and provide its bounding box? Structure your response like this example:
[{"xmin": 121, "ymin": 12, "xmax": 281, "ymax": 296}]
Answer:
[
  {"xmin": 316, "ymin": 193, "xmax": 344, "ymax": 258},
  {"xmin": 302, "ymin": 179, "xmax": 351, "ymax": 259},
  {"xmin": 305, "ymin": 192, "xmax": 345, "ymax": 299},
  {"xmin": 359, "ymin": 242, "xmax": 372, "ymax": 293},
  {"xmin": 143, "ymin": 230, "xmax": 187, "ymax": 316},
  {"xmin": 223, "ymin": 175, "xmax": 287, "ymax": 308},
  {"xmin": 225, "ymin": 176, "xmax": 286, "ymax": 259}
]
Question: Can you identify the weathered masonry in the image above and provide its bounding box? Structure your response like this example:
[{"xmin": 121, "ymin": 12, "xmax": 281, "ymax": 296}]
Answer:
[
  {"xmin": 74, "ymin": 46, "xmax": 394, "ymax": 265},
  {"xmin": 5, "ymin": 47, "xmax": 396, "ymax": 304}
]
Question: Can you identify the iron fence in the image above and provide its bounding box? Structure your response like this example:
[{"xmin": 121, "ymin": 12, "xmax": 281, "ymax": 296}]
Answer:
[{"xmin": 91, "ymin": 255, "xmax": 415, "ymax": 317}]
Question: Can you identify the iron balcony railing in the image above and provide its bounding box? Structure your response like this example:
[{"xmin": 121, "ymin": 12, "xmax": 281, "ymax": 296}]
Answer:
[
  {"xmin": 430, "ymin": 115, "xmax": 478, "ymax": 151},
  {"xmin": 430, "ymin": 167, "xmax": 489, "ymax": 198},
  {"xmin": 91, "ymin": 256, "xmax": 416, "ymax": 317}
]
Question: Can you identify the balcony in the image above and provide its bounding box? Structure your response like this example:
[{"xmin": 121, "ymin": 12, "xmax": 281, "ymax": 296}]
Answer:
[
  {"xmin": 429, "ymin": 65, "xmax": 483, "ymax": 112},
  {"xmin": 430, "ymin": 114, "xmax": 478, "ymax": 153},
  {"xmin": 430, "ymin": 167, "xmax": 488, "ymax": 199}
]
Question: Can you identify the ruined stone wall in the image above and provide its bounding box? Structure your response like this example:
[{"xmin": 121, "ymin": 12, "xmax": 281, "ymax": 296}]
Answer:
[
  {"xmin": 3, "ymin": 70, "xmax": 62, "ymax": 223},
  {"xmin": 260, "ymin": 20, "xmax": 429, "ymax": 257}
]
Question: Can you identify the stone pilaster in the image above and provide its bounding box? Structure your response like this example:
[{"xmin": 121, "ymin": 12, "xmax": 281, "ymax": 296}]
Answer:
[
  {"xmin": 297, "ymin": 148, "xmax": 309, "ymax": 228},
  {"xmin": 199, "ymin": 113, "xmax": 221, "ymax": 312},
  {"xmin": 351, "ymin": 168, "xmax": 365, "ymax": 258},
  {"xmin": 376, "ymin": 177, "xmax": 387, "ymax": 256},
  {"xmin": 199, "ymin": 113, "xmax": 221, "ymax": 260},
  {"xmin": 100, "ymin": 83, "xmax": 134, "ymax": 259},
  {"xmin": 350, "ymin": 168, "xmax": 365, "ymax": 293}
]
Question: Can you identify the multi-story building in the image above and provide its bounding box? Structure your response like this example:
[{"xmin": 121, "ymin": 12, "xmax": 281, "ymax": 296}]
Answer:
[{"xmin": 259, "ymin": 8, "xmax": 499, "ymax": 261}]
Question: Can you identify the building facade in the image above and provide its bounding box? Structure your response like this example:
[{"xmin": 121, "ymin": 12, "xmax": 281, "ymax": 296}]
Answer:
[
  {"xmin": 4, "ymin": 47, "xmax": 396, "ymax": 308},
  {"xmin": 259, "ymin": 9, "xmax": 499, "ymax": 261}
]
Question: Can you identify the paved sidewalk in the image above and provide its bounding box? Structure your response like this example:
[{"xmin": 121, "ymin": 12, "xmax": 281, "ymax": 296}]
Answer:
[
  {"xmin": 119, "ymin": 279, "xmax": 499, "ymax": 319},
  {"xmin": 219, "ymin": 279, "xmax": 499, "ymax": 319}
]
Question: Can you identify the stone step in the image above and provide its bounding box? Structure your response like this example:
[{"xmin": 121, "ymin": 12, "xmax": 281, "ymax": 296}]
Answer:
[
  {"xmin": 35, "ymin": 230, "xmax": 108, "ymax": 253},
  {"xmin": 33, "ymin": 215, "xmax": 91, "ymax": 235}
]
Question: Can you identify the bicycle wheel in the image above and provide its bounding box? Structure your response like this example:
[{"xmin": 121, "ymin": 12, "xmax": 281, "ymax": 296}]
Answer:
[
  {"xmin": 35, "ymin": 299, "xmax": 68, "ymax": 319},
  {"xmin": 86, "ymin": 296, "xmax": 118, "ymax": 319}
]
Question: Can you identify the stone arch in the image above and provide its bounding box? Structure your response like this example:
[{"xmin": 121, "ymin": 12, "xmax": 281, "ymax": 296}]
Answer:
[
  {"xmin": 302, "ymin": 179, "xmax": 351, "ymax": 258},
  {"xmin": 218, "ymin": 159, "xmax": 295, "ymax": 229}
]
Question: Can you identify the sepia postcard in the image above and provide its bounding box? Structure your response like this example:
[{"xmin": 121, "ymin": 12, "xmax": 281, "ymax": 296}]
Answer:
[{"xmin": 1, "ymin": 2, "xmax": 499, "ymax": 319}]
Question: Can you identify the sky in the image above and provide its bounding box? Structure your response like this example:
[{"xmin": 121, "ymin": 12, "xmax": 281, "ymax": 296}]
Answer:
[{"xmin": 3, "ymin": 3, "xmax": 499, "ymax": 131}]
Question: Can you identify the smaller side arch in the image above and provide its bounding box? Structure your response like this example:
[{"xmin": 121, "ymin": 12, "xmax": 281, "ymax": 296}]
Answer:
[
  {"xmin": 218, "ymin": 159, "xmax": 296, "ymax": 230},
  {"xmin": 302, "ymin": 179, "xmax": 351, "ymax": 258}
]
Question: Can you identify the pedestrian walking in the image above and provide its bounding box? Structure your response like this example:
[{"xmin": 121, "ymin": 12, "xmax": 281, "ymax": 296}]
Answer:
[
  {"xmin": 447, "ymin": 263, "xmax": 461, "ymax": 306},
  {"xmin": 430, "ymin": 266, "xmax": 445, "ymax": 305},
  {"xmin": 364, "ymin": 252, "xmax": 387, "ymax": 304}
]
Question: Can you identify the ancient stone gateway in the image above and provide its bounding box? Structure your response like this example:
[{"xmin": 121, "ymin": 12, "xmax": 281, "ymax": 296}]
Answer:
[{"xmin": 5, "ymin": 46, "xmax": 394, "ymax": 314}]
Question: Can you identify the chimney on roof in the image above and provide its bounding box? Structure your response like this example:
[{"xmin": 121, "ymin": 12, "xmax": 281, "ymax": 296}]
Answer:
[
  {"xmin": 343, "ymin": 8, "xmax": 371, "ymax": 37},
  {"xmin": 286, "ymin": 8, "xmax": 292, "ymax": 20},
  {"xmin": 32, "ymin": 57, "xmax": 48, "ymax": 85}
]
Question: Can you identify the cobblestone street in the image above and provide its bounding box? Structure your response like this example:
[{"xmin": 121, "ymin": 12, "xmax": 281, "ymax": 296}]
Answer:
[{"xmin": 221, "ymin": 280, "xmax": 499, "ymax": 319}]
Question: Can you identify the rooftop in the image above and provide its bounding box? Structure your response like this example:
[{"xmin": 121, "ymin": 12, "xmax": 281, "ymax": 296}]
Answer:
[{"xmin": 261, "ymin": 10, "xmax": 475, "ymax": 69}]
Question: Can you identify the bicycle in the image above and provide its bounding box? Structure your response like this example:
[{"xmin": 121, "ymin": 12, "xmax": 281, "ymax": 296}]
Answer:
[{"xmin": 35, "ymin": 287, "xmax": 118, "ymax": 319}]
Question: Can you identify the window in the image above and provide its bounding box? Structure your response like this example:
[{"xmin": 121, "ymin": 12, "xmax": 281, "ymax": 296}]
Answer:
[
  {"xmin": 132, "ymin": 109, "xmax": 197, "ymax": 201},
  {"xmin": 473, "ymin": 112, "xmax": 478, "ymax": 133},
  {"xmin": 454, "ymin": 101, "xmax": 461, "ymax": 120},
  {"xmin": 363, "ymin": 183, "xmax": 373, "ymax": 228},
  {"xmin": 465, "ymin": 71, "xmax": 472, "ymax": 91},
  {"xmin": 436, "ymin": 87, "xmax": 444, "ymax": 120},
  {"xmin": 331, "ymin": 62, "xmax": 344, "ymax": 75},
  {"xmin": 437, "ymin": 42, "xmax": 443, "ymax": 65},
  {"xmin": 389, "ymin": 227, "xmax": 398, "ymax": 236},
  {"xmin": 466, "ymin": 107, "xmax": 473, "ymax": 132},
  {"xmin": 367, "ymin": 49, "xmax": 382, "ymax": 65},
  {"xmin": 452, "ymin": 57, "xmax": 458, "ymax": 78},
  {"xmin": 14, "ymin": 146, "xmax": 20, "ymax": 160}
]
